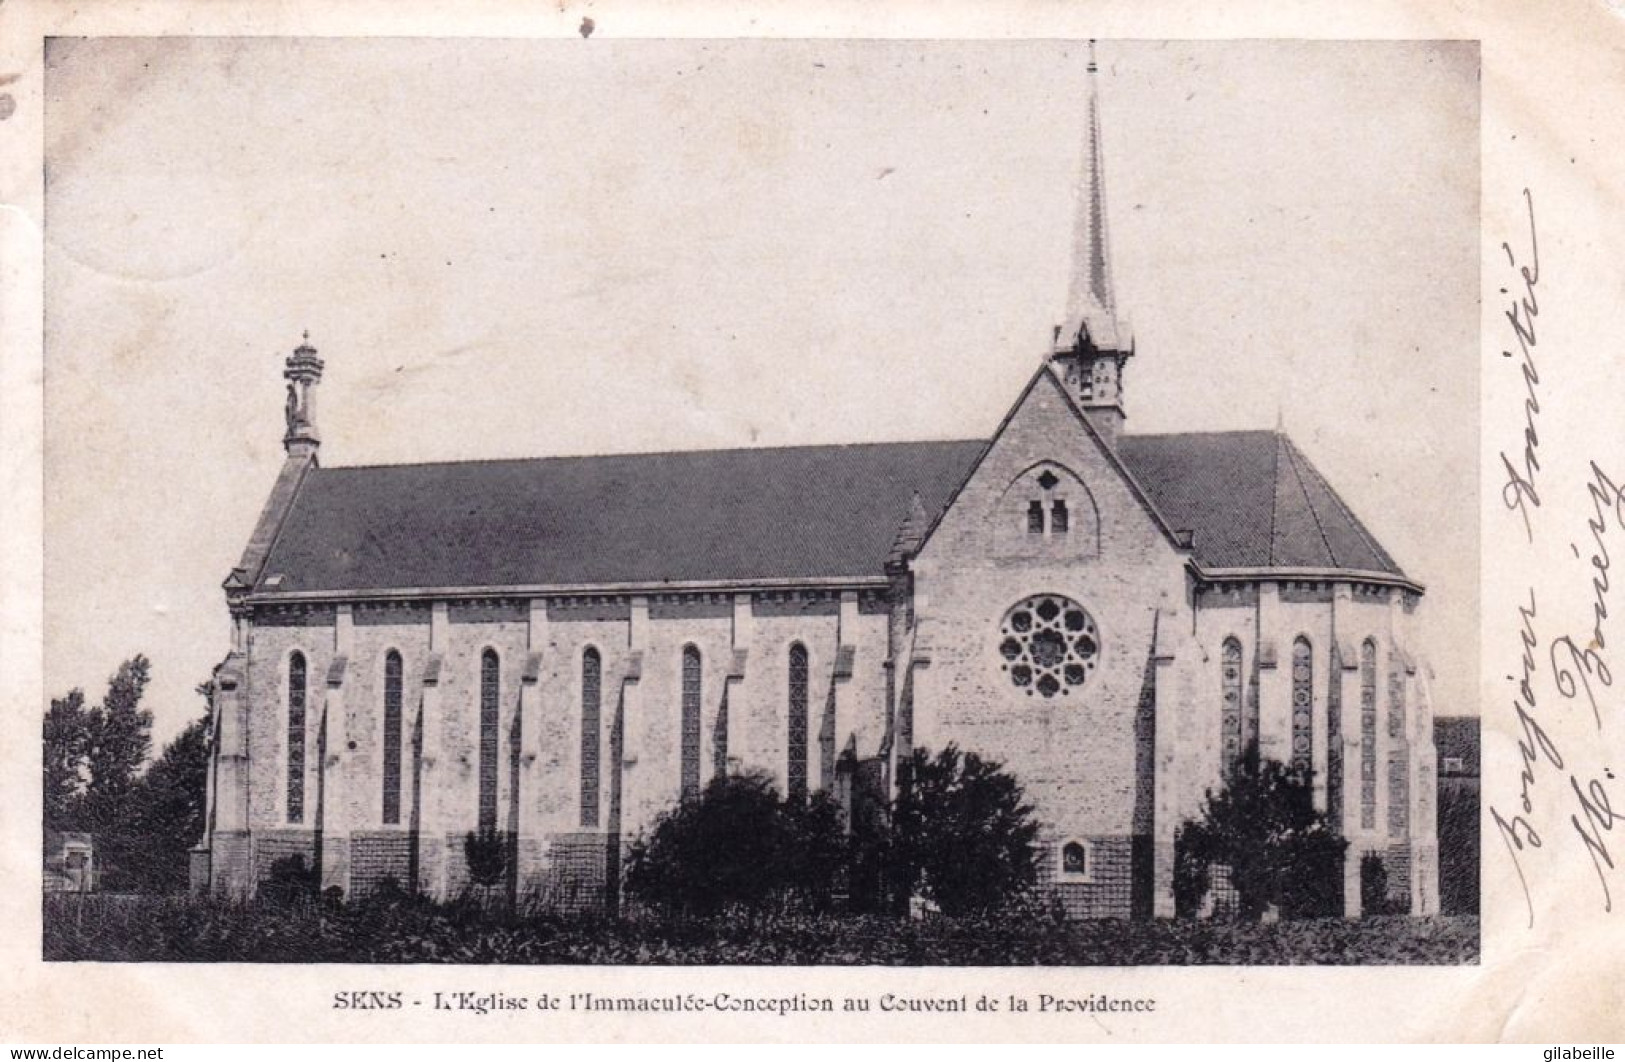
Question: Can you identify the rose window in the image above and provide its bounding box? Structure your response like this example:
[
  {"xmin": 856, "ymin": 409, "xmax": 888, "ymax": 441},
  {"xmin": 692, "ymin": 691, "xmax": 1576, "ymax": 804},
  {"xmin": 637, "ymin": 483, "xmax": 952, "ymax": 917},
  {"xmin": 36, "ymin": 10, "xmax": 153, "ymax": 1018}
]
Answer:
[{"xmin": 998, "ymin": 594, "xmax": 1099, "ymax": 698}]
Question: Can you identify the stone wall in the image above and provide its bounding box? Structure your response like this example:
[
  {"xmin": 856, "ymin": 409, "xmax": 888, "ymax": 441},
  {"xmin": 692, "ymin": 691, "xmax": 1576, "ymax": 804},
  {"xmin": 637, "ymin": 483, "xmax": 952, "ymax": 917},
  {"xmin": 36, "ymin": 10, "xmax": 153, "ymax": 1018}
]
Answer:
[
  {"xmin": 912, "ymin": 370, "xmax": 1190, "ymax": 881},
  {"xmin": 224, "ymin": 591, "xmax": 862, "ymax": 902}
]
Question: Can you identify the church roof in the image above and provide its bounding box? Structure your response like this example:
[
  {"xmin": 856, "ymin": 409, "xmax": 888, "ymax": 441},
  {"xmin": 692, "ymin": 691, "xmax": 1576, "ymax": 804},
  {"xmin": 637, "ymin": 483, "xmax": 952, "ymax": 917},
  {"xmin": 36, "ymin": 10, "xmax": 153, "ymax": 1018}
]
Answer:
[
  {"xmin": 1117, "ymin": 430, "xmax": 1403, "ymax": 576},
  {"xmin": 253, "ymin": 440, "xmax": 984, "ymax": 595},
  {"xmin": 250, "ymin": 430, "xmax": 1407, "ymax": 597}
]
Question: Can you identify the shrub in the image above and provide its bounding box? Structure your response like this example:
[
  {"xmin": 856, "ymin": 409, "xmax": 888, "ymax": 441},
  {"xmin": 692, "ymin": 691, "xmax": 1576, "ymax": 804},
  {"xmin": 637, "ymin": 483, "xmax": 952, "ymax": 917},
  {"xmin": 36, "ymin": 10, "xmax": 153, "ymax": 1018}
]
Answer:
[
  {"xmin": 1177, "ymin": 754, "xmax": 1347, "ymax": 920},
  {"xmin": 1172, "ymin": 825, "xmax": 1209, "ymax": 918},
  {"xmin": 464, "ymin": 827, "xmax": 507, "ymax": 892},
  {"xmin": 887, "ymin": 745, "xmax": 1041, "ymax": 917},
  {"xmin": 1361, "ymin": 852, "xmax": 1393, "ymax": 916},
  {"xmin": 259, "ymin": 853, "xmax": 319, "ymax": 906},
  {"xmin": 42, "ymin": 893, "xmax": 1480, "ymax": 965},
  {"xmin": 624, "ymin": 771, "xmax": 846, "ymax": 919}
]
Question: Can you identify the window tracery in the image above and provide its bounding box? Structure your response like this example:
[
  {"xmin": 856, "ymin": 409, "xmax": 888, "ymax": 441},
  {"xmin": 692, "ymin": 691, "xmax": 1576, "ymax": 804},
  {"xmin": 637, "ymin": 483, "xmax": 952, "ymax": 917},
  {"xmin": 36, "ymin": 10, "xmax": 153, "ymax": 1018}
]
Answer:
[
  {"xmin": 580, "ymin": 647, "xmax": 601, "ymax": 827},
  {"xmin": 787, "ymin": 643, "xmax": 809, "ymax": 801},
  {"xmin": 681, "ymin": 646, "xmax": 702, "ymax": 800},
  {"xmin": 479, "ymin": 649, "xmax": 500, "ymax": 832},
  {"xmin": 998, "ymin": 595, "xmax": 1099, "ymax": 698},
  {"xmin": 1291, "ymin": 637, "xmax": 1313, "ymax": 775},
  {"xmin": 1221, "ymin": 638, "xmax": 1243, "ymax": 778},
  {"xmin": 286, "ymin": 652, "xmax": 307, "ymax": 823},
  {"xmin": 382, "ymin": 650, "xmax": 402, "ymax": 825}
]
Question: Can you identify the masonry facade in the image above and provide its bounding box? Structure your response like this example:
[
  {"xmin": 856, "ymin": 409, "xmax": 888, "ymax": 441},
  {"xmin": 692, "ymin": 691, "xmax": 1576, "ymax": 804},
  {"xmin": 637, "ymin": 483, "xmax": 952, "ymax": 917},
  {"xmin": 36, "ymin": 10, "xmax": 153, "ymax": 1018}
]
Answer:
[{"xmin": 193, "ymin": 51, "xmax": 1439, "ymax": 919}]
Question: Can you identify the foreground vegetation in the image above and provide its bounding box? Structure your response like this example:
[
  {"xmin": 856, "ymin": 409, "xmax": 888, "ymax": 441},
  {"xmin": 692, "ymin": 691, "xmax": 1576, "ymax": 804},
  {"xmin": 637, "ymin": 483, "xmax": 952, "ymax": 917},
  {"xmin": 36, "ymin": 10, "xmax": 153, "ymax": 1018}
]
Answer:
[{"xmin": 44, "ymin": 892, "xmax": 1477, "ymax": 965}]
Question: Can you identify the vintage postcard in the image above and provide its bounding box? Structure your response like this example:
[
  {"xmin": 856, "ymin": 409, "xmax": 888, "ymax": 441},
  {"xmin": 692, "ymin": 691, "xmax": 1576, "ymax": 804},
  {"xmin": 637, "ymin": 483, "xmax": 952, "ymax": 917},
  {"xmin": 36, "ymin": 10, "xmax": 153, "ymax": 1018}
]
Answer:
[{"xmin": 2, "ymin": 0, "xmax": 1622, "ymax": 1044}]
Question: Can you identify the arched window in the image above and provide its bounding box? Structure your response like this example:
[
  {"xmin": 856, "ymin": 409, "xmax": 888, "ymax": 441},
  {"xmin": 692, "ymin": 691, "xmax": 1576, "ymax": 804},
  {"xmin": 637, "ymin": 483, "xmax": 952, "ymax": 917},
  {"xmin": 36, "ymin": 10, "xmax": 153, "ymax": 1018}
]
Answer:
[
  {"xmin": 1060, "ymin": 840, "xmax": 1091, "ymax": 880},
  {"xmin": 286, "ymin": 651, "xmax": 307, "ymax": 823},
  {"xmin": 1291, "ymin": 637, "xmax": 1313, "ymax": 775},
  {"xmin": 580, "ymin": 647, "xmax": 601, "ymax": 828},
  {"xmin": 1220, "ymin": 638, "xmax": 1243, "ymax": 778},
  {"xmin": 787, "ymin": 643, "xmax": 809, "ymax": 801},
  {"xmin": 1360, "ymin": 639, "xmax": 1378, "ymax": 830},
  {"xmin": 998, "ymin": 463, "xmax": 1096, "ymax": 553},
  {"xmin": 1327, "ymin": 643, "xmax": 1343, "ymax": 825},
  {"xmin": 382, "ymin": 650, "xmax": 403, "ymax": 825},
  {"xmin": 680, "ymin": 646, "xmax": 702, "ymax": 800},
  {"xmin": 478, "ymin": 649, "xmax": 500, "ymax": 832},
  {"xmin": 1388, "ymin": 652, "xmax": 1409, "ymax": 838}
]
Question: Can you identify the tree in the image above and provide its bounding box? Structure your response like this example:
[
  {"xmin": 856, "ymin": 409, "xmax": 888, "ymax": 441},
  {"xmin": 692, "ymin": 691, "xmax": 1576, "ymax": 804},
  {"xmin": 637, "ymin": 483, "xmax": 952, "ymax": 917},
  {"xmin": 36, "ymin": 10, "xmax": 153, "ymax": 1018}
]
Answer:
[
  {"xmin": 122, "ymin": 694, "xmax": 214, "ymax": 893},
  {"xmin": 886, "ymin": 744, "xmax": 1041, "ymax": 917},
  {"xmin": 1176, "ymin": 753, "xmax": 1347, "ymax": 920},
  {"xmin": 82, "ymin": 655, "xmax": 154, "ymax": 815},
  {"xmin": 624, "ymin": 771, "xmax": 846, "ymax": 920},
  {"xmin": 72, "ymin": 656, "xmax": 156, "ymax": 890},
  {"xmin": 43, "ymin": 689, "xmax": 91, "ymax": 832}
]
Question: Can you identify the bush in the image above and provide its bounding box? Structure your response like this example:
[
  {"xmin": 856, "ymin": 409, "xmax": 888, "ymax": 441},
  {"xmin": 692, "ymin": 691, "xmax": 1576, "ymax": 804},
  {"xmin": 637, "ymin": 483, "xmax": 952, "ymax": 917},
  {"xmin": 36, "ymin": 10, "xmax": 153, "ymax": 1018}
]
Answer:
[
  {"xmin": 624, "ymin": 771, "xmax": 846, "ymax": 919},
  {"xmin": 41, "ymin": 892, "xmax": 1480, "ymax": 965},
  {"xmin": 1172, "ymin": 826, "xmax": 1209, "ymax": 918},
  {"xmin": 259, "ymin": 854, "xmax": 319, "ymax": 906},
  {"xmin": 464, "ymin": 827, "xmax": 508, "ymax": 892},
  {"xmin": 887, "ymin": 745, "xmax": 1041, "ymax": 917},
  {"xmin": 1361, "ymin": 853, "xmax": 1393, "ymax": 916},
  {"xmin": 1177, "ymin": 754, "xmax": 1347, "ymax": 920}
]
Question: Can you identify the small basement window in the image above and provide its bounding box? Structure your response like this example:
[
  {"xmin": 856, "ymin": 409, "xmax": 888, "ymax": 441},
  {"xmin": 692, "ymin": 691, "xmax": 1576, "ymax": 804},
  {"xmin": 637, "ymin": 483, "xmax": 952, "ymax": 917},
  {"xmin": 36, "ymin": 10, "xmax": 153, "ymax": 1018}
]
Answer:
[{"xmin": 1059, "ymin": 839, "xmax": 1093, "ymax": 881}]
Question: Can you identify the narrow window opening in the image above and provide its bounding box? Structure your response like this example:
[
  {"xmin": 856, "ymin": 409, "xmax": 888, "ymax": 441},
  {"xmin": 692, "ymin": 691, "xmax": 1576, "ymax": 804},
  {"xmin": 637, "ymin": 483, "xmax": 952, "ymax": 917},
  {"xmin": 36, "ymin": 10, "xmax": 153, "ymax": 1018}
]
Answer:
[
  {"xmin": 382, "ymin": 650, "xmax": 403, "ymax": 825},
  {"xmin": 680, "ymin": 646, "xmax": 702, "ymax": 800},
  {"xmin": 1051, "ymin": 499, "xmax": 1070, "ymax": 534},
  {"xmin": 1027, "ymin": 499, "xmax": 1045, "ymax": 534},
  {"xmin": 580, "ymin": 647, "xmax": 602, "ymax": 828},
  {"xmin": 787, "ymin": 643, "xmax": 809, "ymax": 801},
  {"xmin": 1220, "ymin": 638, "xmax": 1243, "ymax": 779},
  {"xmin": 1291, "ymin": 637, "xmax": 1313, "ymax": 775},
  {"xmin": 286, "ymin": 652, "xmax": 307, "ymax": 823},
  {"xmin": 478, "ymin": 649, "xmax": 500, "ymax": 832},
  {"xmin": 1360, "ymin": 639, "xmax": 1378, "ymax": 830}
]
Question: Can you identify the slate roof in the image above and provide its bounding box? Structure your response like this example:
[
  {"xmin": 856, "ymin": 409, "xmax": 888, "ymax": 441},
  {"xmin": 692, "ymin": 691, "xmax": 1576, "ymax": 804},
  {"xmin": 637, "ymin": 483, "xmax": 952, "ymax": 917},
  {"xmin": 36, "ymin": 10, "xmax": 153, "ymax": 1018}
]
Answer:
[
  {"xmin": 252, "ymin": 430, "xmax": 1408, "ymax": 596},
  {"xmin": 1117, "ymin": 431, "xmax": 1402, "ymax": 575},
  {"xmin": 255, "ymin": 440, "xmax": 984, "ymax": 594}
]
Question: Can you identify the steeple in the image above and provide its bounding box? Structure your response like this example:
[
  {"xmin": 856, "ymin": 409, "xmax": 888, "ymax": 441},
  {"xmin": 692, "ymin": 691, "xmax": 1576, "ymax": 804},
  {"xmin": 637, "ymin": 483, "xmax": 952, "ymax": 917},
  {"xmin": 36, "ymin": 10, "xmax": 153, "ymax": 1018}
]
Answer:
[
  {"xmin": 1051, "ymin": 40, "xmax": 1133, "ymax": 447},
  {"xmin": 282, "ymin": 331, "xmax": 324, "ymax": 457}
]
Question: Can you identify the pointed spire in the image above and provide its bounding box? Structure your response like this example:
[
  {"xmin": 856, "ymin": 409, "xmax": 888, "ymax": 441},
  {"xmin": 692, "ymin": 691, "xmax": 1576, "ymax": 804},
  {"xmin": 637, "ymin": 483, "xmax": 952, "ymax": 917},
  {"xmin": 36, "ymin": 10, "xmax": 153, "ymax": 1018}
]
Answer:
[
  {"xmin": 1057, "ymin": 40, "xmax": 1128, "ymax": 355},
  {"xmin": 1050, "ymin": 41, "xmax": 1133, "ymax": 447}
]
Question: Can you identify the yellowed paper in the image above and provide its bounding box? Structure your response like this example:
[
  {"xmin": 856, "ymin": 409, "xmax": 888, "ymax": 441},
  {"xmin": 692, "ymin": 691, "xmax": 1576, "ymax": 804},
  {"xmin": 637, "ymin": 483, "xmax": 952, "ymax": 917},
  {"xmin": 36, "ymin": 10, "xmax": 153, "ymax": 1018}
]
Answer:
[{"xmin": 3, "ymin": 0, "xmax": 1623, "ymax": 1044}]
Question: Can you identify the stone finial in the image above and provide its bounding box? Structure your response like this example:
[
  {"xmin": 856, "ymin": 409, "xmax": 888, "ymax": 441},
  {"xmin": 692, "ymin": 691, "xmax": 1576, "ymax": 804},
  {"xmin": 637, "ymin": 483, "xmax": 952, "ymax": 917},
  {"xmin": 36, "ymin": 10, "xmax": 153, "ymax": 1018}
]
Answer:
[{"xmin": 282, "ymin": 332, "xmax": 325, "ymax": 455}]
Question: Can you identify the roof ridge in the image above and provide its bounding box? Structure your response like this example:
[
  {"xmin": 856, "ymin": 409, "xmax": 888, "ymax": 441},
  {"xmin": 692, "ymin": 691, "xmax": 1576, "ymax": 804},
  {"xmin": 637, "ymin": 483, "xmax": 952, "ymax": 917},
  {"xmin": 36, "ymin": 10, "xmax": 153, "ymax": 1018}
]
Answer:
[
  {"xmin": 1279, "ymin": 435, "xmax": 1340, "ymax": 567},
  {"xmin": 1121, "ymin": 428, "xmax": 1278, "ymax": 442},
  {"xmin": 320, "ymin": 436, "xmax": 989, "ymax": 473},
  {"xmin": 1281, "ymin": 434, "xmax": 1404, "ymax": 576},
  {"xmin": 1266, "ymin": 432, "xmax": 1284, "ymax": 566}
]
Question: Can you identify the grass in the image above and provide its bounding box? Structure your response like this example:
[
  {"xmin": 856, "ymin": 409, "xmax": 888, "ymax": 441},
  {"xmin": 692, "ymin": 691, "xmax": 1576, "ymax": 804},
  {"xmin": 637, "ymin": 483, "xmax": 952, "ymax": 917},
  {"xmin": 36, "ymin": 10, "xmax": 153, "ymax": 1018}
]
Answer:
[{"xmin": 42, "ymin": 892, "xmax": 1478, "ymax": 965}]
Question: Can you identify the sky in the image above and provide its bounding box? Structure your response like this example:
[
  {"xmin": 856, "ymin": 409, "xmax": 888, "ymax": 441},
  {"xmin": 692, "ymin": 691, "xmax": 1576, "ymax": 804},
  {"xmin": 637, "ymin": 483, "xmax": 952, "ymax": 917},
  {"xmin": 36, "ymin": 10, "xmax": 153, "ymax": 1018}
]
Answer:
[{"xmin": 43, "ymin": 38, "xmax": 1480, "ymax": 748}]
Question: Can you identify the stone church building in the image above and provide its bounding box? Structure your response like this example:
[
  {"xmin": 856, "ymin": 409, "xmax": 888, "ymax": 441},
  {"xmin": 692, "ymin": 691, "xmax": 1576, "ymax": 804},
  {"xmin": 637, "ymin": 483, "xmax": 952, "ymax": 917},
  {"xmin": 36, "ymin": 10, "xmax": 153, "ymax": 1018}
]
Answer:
[{"xmin": 194, "ymin": 52, "xmax": 1439, "ymax": 919}]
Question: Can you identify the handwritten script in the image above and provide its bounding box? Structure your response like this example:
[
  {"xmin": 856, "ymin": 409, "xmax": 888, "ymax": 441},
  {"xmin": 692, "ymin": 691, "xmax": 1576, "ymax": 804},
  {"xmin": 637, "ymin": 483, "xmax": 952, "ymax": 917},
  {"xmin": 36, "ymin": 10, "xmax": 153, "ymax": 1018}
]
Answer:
[{"xmin": 1491, "ymin": 189, "xmax": 1625, "ymax": 928}]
